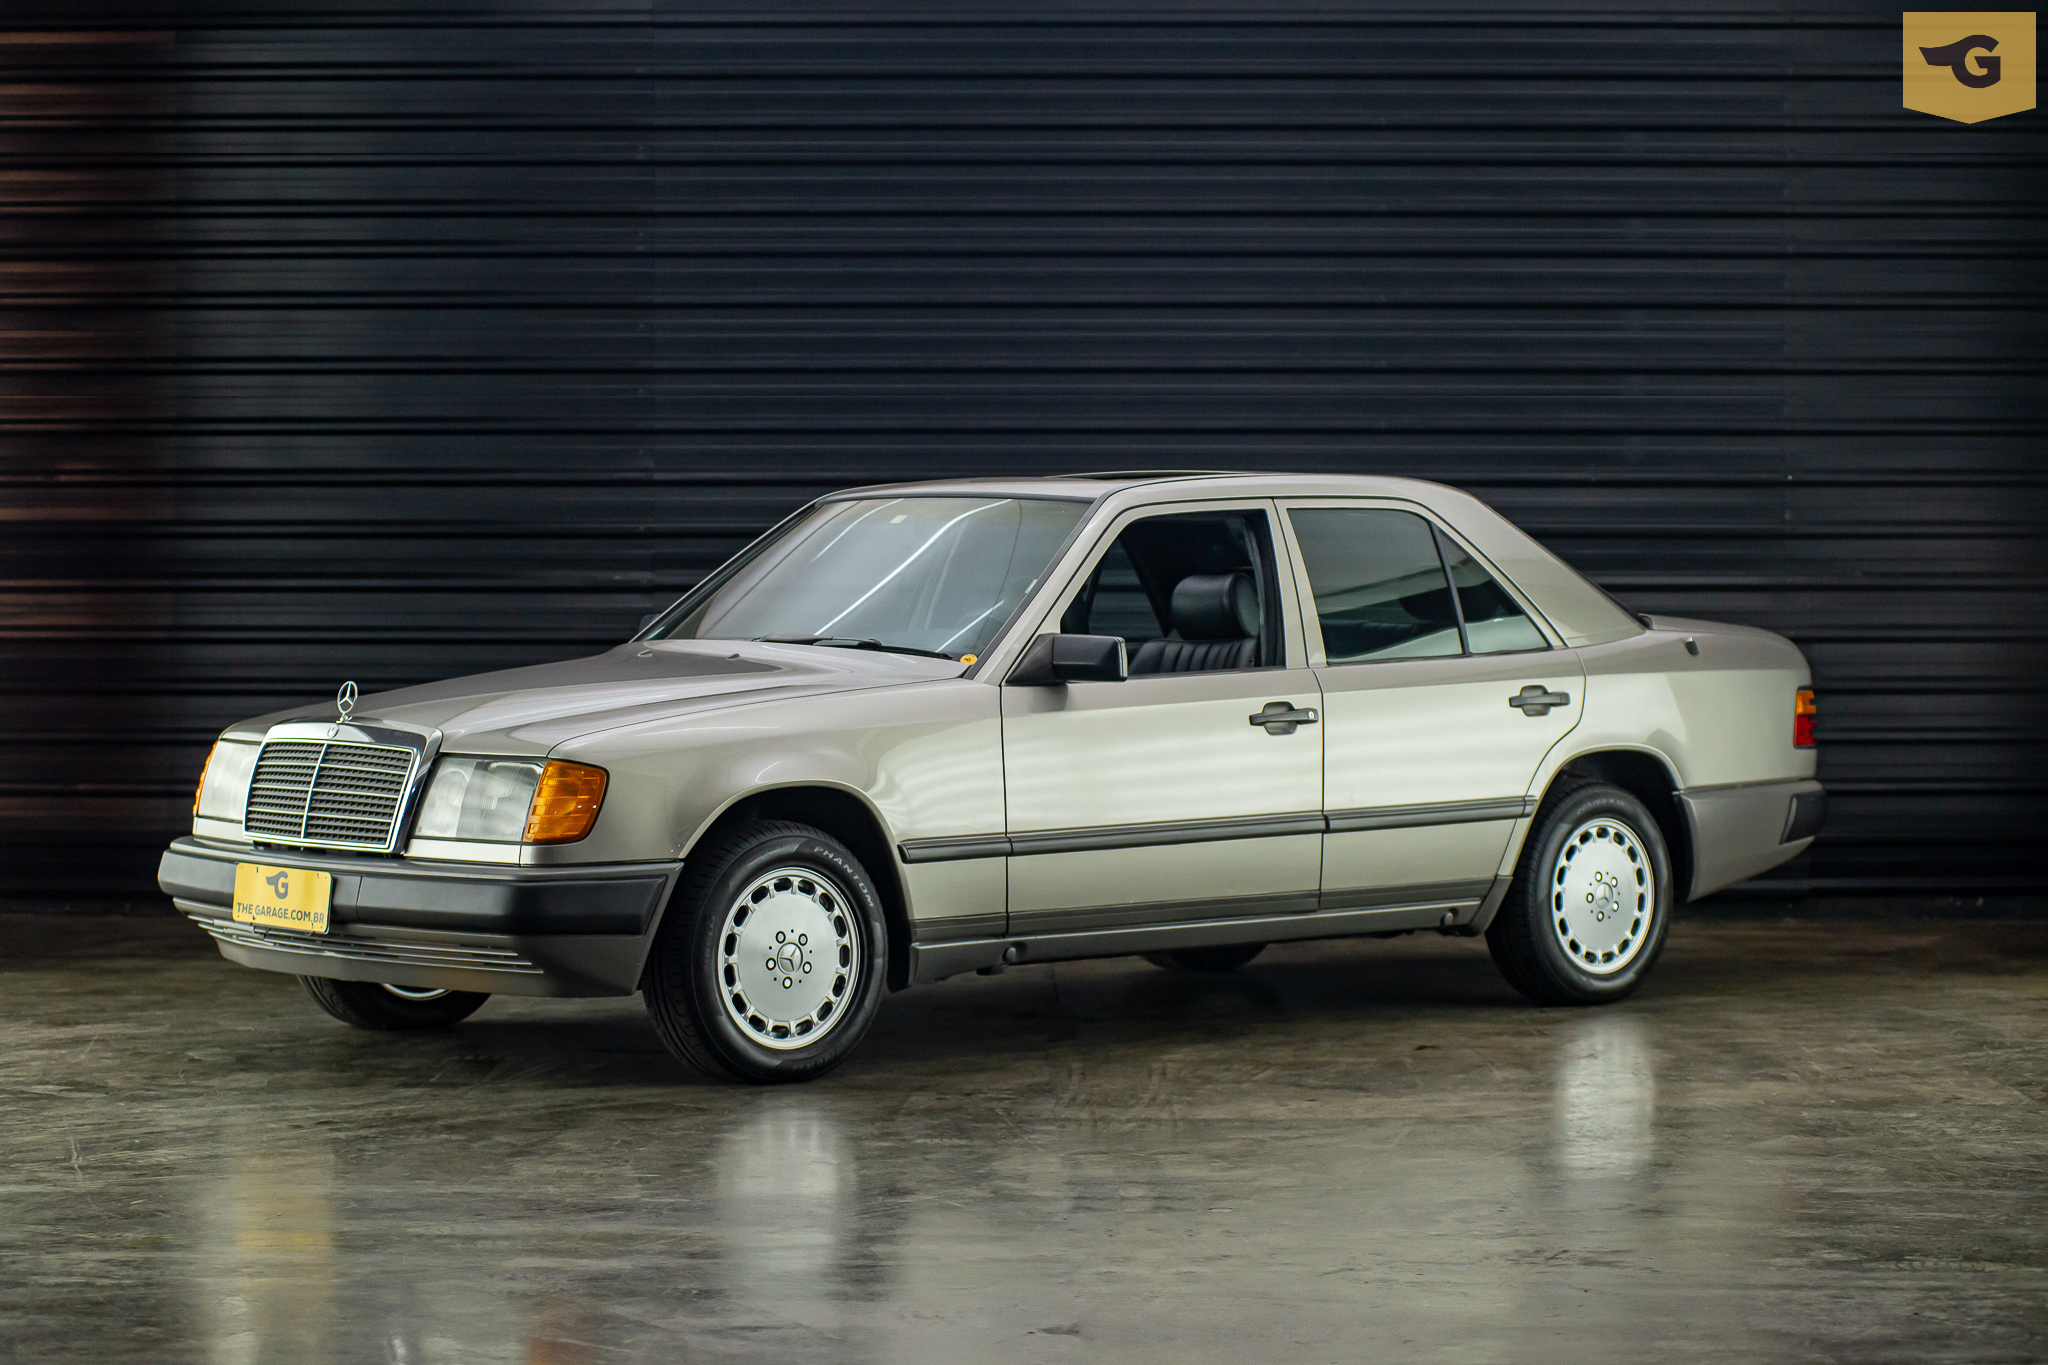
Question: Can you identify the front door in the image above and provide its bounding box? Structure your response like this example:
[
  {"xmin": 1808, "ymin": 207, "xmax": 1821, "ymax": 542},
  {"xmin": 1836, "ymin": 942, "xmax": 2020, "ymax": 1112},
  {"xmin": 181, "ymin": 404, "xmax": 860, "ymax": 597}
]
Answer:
[
  {"xmin": 1280, "ymin": 502, "xmax": 1583, "ymax": 919},
  {"xmin": 1001, "ymin": 502, "xmax": 1324, "ymax": 938}
]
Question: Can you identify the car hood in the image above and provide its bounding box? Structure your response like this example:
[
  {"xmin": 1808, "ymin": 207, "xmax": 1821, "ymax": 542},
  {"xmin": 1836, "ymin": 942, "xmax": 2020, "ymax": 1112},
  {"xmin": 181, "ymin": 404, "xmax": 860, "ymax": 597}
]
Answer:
[{"xmin": 226, "ymin": 641, "xmax": 967, "ymax": 755}]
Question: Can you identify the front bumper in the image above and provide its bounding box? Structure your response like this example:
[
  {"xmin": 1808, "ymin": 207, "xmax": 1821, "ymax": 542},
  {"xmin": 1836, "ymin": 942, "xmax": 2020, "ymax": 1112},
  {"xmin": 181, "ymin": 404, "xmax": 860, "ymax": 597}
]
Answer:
[{"xmin": 158, "ymin": 837, "xmax": 683, "ymax": 997}]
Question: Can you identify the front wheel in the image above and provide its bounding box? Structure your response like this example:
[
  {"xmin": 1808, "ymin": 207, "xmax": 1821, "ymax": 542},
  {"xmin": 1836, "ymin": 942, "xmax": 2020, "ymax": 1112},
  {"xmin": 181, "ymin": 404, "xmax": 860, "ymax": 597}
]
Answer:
[
  {"xmin": 300, "ymin": 977, "xmax": 489, "ymax": 1030},
  {"xmin": 1486, "ymin": 780, "xmax": 1673, "ymax": 1006},
  {"xmin": 643, "ymin": 820, "xmax": 889, "ymax": 1083}
]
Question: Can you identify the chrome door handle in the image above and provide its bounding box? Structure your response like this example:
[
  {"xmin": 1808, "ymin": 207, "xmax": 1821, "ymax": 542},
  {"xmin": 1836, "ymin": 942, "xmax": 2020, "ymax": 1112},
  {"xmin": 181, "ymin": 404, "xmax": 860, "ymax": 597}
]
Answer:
[
  {"xmin": 1509, "ymin": 685, "xmax": 1571, "ymax": 717},
  {"xmin": 1250, "ymin": 702, "xmax": 1318, "ymax": 735}
]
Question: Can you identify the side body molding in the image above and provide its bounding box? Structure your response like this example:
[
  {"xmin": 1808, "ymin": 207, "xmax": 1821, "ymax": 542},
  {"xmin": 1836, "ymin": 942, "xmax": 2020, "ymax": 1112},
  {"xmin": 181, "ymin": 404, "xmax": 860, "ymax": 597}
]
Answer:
[{"xmin": 898, "ymin": 797, "xmax": 1536, "ymax": 863}]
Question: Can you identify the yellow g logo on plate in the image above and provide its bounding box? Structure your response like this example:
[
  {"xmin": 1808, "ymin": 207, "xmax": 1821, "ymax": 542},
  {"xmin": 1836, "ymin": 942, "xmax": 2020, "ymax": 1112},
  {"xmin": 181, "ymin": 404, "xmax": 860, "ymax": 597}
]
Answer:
[{"xmin": 1904, "ymin": 12, "xmax": 2037, "ymax": 122}]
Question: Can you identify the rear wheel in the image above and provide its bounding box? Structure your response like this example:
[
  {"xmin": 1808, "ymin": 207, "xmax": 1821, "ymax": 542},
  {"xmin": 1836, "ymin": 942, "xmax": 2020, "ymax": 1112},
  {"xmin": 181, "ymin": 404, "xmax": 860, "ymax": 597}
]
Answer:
[
  {"xmin": 1487, "ymin": 779, "xmax": 1673, "ymax": 1006},
  {"xmin": 1143, "ymin": 943, "xmax": 1266, "ymax": 973},
  {"xmin": 643, "ymin": 820, "xmax": 889, "ymax": 1084},
  {"xmin": 299, "ymin": 977, "xmax": 489, "ymax": 1030}
]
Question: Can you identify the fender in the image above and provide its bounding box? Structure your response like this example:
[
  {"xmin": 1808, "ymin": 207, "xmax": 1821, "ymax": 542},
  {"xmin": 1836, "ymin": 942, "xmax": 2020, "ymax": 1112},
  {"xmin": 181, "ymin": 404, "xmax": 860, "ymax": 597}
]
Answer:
[{"xmin": 1468, "ymin": 741, "xmax": 1687, "ymax": 936}]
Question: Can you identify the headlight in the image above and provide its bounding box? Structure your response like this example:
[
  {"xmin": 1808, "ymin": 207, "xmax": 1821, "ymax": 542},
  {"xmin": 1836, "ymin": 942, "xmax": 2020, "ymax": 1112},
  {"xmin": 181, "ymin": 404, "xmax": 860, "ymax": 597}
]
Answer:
[
  {"xmin": 414, "ymin": 757, "xmax": 608, "ymax": 844},
  {"xmin": 415, "ymin": 757, "xmax": 544, "ymax": 842},
  {"xmin": 194, "ymin": 741, "xmax": 259, "ymax": 822}
]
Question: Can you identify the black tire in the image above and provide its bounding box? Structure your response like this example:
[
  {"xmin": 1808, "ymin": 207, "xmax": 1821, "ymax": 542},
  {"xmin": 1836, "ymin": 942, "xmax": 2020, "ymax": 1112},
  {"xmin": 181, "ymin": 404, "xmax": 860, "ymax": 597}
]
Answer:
[
  {"xmin": 643, "ymin": 820, "xmax": 889, "ymax": 1084},
  {"xmin": 1487, "ymin": 779, "xmax": 1674, "ymax": 1006},
  {"xmin": 299, "ymin": 977, "xmax": 489, "ymax": 1030},
  {"xmin": 1143, "ymin": 943, "xmax": 1267, "ymax": 973}
]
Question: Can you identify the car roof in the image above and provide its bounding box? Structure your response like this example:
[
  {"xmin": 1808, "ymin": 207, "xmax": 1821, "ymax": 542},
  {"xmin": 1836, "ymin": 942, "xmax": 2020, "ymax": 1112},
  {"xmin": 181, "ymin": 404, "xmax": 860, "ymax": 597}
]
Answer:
[{"xmin": 824, "ymin": 471, "xmax": 1459, "ymax": 502}]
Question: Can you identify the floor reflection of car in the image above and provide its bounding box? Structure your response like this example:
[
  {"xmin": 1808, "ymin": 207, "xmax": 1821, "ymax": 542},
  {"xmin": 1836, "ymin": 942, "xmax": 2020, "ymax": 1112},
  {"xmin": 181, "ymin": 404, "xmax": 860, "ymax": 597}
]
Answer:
[{"xmin": 161, "ymin": 473, "xmax": 1825, "ymax": 1083}]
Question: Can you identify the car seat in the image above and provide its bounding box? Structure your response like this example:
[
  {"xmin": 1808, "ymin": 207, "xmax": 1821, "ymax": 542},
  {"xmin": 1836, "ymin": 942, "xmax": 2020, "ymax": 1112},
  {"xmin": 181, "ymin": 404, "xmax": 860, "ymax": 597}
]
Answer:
[{"xmin": 1127, "ymin": 572, "xmax": 1261, "ymax": 674}]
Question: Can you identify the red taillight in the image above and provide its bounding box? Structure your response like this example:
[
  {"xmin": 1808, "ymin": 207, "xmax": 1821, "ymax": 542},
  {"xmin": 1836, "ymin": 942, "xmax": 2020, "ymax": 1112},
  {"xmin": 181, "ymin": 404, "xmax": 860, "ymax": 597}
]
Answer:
[{"xmin": 1793, "ymin": 688, "xmax": 1816, "ymax": 748}]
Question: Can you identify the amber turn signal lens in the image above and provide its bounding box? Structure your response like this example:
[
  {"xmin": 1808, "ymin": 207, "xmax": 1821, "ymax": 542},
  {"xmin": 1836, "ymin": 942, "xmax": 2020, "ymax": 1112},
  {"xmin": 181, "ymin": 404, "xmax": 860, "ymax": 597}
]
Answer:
[
  {"xmin": 523, "ymin": 760, "xmax": 608, "ymax": 844},
  {"xmin": 1793, "ymin": 688, "xmax": 1817, "ymax": 748},
  {"xmin": 193, "ymin": 743, "xmax": 217, "ymax": 816}
]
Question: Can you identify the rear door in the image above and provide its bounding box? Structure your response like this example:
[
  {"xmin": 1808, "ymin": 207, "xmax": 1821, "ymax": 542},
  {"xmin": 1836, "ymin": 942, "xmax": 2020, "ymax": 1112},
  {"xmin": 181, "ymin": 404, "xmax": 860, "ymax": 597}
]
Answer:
[{"xmin": 1277, "ymin": 501, "xmax": 1583, "ymax": 920}]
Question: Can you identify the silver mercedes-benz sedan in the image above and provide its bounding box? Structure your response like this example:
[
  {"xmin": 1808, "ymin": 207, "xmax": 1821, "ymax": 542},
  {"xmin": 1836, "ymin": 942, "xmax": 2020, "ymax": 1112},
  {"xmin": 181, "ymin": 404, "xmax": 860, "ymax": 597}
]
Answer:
[{"xmin": 161, "ymin": 473, "xmax": 1824, "ymax": 1082}]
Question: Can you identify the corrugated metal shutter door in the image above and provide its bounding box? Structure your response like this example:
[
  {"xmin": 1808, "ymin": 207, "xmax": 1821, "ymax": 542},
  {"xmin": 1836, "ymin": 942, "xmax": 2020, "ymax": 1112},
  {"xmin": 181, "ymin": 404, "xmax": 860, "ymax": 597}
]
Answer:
[{"xmin": 4, "ymin": 7, "xmax": 2043, "ymax": 901}]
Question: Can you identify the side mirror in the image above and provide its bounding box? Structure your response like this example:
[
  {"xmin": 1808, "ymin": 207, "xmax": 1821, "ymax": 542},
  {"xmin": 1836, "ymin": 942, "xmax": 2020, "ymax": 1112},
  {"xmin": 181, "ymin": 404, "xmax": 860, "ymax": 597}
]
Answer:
[{"xmin": 1007, "ymin": 633, "xmax": 1128, "ymax": 685}]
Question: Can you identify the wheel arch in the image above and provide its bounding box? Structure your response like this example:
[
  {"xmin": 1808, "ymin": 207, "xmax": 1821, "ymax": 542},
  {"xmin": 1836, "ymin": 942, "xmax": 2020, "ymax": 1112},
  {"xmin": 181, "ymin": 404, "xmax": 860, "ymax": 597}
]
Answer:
[
  {"xmin": 667, "ymin": 782, "xmax": 915, "ymax": 992},
  {"xmin": 1541, "ymin": 747, "xmax": 1693, "ymax": 903}
]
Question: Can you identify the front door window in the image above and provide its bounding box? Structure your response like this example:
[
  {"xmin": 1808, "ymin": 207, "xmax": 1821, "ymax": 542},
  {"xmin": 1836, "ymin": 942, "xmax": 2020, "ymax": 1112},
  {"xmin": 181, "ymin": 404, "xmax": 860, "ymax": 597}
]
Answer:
[{"xmin": 1058, "ymin": 508, "xmax": 1283, "ymax": 673}]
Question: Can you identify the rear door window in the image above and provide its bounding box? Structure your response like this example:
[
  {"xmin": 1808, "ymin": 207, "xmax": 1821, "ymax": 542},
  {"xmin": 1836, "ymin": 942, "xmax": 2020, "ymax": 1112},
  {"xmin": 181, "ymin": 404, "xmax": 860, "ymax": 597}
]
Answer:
[
  {"xmin": 1433, "ymin": 528, "xmax": 1548, "ymax": 654},
  {"xmin": 1287, "ymin": 508, "xmax": 1463, "ymax": 662}
]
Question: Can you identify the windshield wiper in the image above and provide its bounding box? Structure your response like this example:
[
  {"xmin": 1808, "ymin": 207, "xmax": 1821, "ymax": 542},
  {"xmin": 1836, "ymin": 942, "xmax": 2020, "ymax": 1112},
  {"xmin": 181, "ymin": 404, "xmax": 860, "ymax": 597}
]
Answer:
[{"xmin": 754, "ymin": 635, "xmax": 958, "ymax": 661}]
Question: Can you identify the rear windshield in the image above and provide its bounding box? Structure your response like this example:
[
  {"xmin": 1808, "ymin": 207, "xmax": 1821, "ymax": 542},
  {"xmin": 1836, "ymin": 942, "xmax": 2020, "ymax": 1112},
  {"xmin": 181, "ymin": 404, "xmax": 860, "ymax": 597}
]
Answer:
[{"xmin": 648, "ymin": 497, "xmax": 1088, "ymax": 661}]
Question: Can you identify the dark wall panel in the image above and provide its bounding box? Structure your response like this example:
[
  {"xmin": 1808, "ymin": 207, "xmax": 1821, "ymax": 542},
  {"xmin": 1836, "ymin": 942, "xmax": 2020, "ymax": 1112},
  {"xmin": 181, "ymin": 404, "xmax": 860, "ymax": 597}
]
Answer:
[{"xmin": 4, "ymin": 4, "xmax": 2043, "ymax": 901}]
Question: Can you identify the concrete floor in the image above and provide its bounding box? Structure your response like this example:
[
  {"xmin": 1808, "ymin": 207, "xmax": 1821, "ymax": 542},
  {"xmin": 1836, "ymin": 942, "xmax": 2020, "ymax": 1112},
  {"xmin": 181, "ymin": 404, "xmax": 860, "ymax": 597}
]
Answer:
[{"xmin": 2, "ymin": 914, "xmax": 2044, "ymax": 1364}]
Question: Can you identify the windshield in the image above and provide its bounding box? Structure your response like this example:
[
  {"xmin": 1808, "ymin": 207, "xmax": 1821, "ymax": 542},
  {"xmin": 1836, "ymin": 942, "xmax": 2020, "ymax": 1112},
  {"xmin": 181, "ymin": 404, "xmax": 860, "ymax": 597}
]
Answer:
[{"xmin": 649, "ymin": 496, "xmax": 1089, "ymax": 660}]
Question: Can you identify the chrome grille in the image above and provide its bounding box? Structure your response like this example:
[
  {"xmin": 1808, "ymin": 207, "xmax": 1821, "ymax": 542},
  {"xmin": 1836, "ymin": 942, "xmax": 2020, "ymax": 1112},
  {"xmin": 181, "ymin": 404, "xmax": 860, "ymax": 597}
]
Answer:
[{"xmin": 244, "ymin": 738, "xmax": 416, "ymax": 850}]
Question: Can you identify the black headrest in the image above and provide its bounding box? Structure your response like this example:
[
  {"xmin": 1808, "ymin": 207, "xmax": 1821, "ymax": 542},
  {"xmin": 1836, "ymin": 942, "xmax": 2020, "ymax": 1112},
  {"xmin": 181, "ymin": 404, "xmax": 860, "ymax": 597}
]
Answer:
[{"xmin": 1170, "ymin": 572, "xmax": 1259, "ymax": 641}]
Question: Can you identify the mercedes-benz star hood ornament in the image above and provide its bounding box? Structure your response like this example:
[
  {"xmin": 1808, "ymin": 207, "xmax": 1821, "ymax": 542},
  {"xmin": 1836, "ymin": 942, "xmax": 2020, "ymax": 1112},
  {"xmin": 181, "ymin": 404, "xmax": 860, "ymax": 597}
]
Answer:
[{"xmin": 336, "ymin": 680, "xmax": 358, "ymax": 724}]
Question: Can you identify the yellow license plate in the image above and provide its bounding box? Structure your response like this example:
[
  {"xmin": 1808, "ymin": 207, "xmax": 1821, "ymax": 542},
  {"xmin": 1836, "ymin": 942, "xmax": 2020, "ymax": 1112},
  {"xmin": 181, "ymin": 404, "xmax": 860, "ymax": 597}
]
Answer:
[{"xmin": 232, "ymin": 863, "xmax": 333, "ymax": 934}]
